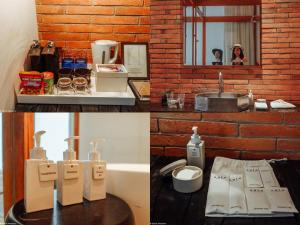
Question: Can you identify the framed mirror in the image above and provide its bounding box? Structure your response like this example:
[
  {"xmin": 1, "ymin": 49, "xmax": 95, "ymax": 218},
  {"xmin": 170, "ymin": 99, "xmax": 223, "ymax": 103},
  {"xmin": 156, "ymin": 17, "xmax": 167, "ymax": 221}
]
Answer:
[{"xmin": 183, "ymin": 0, "xmax": 261, "ymax": 66}]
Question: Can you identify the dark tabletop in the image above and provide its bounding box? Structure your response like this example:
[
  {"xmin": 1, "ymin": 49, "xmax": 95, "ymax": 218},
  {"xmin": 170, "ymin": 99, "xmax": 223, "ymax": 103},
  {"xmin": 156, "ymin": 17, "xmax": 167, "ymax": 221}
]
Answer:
[
  {"xmin": 6, "ymin": 193, "xmax": 134, "ymax": 225},
  {"xmin": 150, "ymin": 103, "xmax": 300, "ymax": 113},
  {"xmin": 151, "ymin": 156, "xmax": 300, "ymax": 225},
  {"xmin": 15, "ymin": 101, "xmax": 149, "ymax": 112}
]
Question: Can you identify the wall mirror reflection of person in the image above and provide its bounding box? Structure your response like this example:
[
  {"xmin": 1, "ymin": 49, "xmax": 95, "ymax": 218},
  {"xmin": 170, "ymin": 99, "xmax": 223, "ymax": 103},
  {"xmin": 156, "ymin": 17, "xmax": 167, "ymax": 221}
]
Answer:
[
  {"xmin": 212, "ymin": 48, "xmax": 223, "ymax": 65},
  {"xmin": 231, "ymin": 44, "xmax": 247, "ymax": 66}
]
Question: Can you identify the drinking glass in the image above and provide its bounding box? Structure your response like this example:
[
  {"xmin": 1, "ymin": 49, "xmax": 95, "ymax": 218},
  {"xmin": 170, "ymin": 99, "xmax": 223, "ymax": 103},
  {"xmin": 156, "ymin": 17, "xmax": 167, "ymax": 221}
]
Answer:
[
  {"xmin": 166, "ymin": 92, "xmax": 177, "ymax": 109},
  {"xmin": 178, "ymin": 94, "xmax": 185, "ymax": 109}
]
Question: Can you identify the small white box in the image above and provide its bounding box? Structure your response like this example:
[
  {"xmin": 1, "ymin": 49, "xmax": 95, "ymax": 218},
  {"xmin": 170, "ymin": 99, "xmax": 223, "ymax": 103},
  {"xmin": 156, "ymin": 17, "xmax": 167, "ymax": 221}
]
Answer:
[{"xmin": 95, "ymin": 64, "xmax": 128, "ymax": 92}]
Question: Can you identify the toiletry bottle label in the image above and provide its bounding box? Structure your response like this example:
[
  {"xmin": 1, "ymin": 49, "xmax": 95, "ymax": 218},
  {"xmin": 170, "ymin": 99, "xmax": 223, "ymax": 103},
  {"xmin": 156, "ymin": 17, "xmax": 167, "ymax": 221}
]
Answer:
[
  {"xmin": 244, "ymin": 167, "xmax": 263, "ymax": 188},
  {"xmin": 64, "ymin": 164, "xmax": 79, "ymax": 180},
  {"xmin": 93, "ymin": 165, "xmax": 105, "ymax": 180},
  {"xmin": 190, "ymin": 146, "xmax": 200, "ymax": 158},
  {"xmin": 39, "ymin": 163, "xmax": 58, "ymax": 182}
]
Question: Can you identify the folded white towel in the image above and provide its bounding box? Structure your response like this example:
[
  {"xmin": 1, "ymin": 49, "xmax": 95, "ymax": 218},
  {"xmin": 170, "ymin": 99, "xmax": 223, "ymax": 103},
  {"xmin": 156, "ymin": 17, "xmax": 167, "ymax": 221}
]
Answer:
[
  {"xmin": 270, "ymin": 99, "xmax": 296, "ymax": 109},
  {"xmin": 255, "ymin": 102, "xmax": 268, "ymax": 110}
]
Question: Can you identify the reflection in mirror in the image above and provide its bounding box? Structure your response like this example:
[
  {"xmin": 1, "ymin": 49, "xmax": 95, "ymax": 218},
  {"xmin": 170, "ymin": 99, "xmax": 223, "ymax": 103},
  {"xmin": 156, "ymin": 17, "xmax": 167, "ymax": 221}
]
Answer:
[{"xmin": 183, "ymin": 5, "xmax": 261, "ymax": 66}]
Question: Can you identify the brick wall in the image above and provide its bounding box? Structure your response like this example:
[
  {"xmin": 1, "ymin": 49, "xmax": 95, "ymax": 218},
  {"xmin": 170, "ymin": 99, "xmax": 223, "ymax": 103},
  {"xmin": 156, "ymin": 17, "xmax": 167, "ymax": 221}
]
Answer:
[
  {"xmin": 150, "ymin": 0, "xmax": 300, "ymax": 104},
  {"xmin": 151, "ymin": 112, "xmax": 300, "ymax": 159},
  {"xmin": 36, "ymin": 0, "xmax": 150, "ymax": 62}
]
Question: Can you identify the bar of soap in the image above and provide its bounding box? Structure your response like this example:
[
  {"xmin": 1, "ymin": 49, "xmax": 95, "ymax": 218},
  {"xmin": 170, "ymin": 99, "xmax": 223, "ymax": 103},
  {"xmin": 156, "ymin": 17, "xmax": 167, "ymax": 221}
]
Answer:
[
  {"xmin": 255, "ymin": 102, "xmax": 268, "ymax": 110},
  {"xmin": 176, "ymin": 169, "xmax": 198, "ymax": 180}
]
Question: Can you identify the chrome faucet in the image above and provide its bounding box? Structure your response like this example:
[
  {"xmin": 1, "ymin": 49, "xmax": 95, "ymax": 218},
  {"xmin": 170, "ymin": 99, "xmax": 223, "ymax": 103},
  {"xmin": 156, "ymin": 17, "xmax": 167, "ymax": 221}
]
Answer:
[{"xmin": 218, "ymin": 72, "xmax": 224, "ymax": 95}]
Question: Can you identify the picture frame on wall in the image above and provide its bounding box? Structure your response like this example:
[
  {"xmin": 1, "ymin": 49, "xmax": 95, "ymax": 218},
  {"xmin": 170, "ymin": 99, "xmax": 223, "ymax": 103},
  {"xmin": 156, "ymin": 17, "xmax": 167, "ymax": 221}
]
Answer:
[{"xmin": 122, "ymin": 43, "xmax": 149, "ymax": 80}]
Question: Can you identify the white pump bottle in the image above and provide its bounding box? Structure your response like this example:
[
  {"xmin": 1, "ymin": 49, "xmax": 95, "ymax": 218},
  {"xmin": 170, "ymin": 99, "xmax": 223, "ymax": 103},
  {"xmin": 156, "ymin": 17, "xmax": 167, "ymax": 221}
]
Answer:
[
  {"xmin": 25, "ymin": 131, "xmax": 57, "ymax": 213},
  {"xmin": 57, "ymin": 136, "xmax": 84, "ymax": 206},
  {"xmin": 83, "ymin": 138, "xmax": 106, "ymax": 201},
  {"xmin": 187, "ymin": 126, "xmax": 205, "ymax": 169}
]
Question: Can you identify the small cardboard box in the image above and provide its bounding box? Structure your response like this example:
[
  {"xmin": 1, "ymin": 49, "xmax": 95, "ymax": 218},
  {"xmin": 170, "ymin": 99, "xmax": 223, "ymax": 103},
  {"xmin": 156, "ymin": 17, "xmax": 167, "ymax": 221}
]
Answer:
[{"xmin": 95, "ymin": 64, "xmax": 128, "ymax": 92}]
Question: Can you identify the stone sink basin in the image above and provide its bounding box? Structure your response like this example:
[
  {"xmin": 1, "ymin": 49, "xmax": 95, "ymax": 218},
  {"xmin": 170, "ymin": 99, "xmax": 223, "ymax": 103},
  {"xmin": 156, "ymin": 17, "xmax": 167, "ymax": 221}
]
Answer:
[{"xmin": 195, "ymin": 92, "xmax": 250, "ymax": 112}]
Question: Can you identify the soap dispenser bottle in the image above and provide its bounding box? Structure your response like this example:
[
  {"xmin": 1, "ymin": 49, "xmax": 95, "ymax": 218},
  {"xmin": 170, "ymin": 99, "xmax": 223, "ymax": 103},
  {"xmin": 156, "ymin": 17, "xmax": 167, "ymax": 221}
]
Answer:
[
  {"xmin": 187, "ymin": 126, "xmax": 205, "ymax": 169},
  {"xmin": 83, "ymin": 139, "xmax": 106, "ymax": 201},
  {"xmin": 57, "ymin": 136, "xmax": 84, "ymax": 206},
  {"xmin": 25, "ymin": 131, "xmax": 58, "ymax": 213}
]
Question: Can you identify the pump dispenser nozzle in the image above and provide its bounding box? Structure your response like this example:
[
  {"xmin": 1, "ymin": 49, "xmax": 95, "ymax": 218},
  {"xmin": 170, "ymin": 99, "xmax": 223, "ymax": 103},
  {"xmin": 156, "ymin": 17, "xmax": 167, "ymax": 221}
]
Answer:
[
  {"xmin": 191, "ymin": 126, "xmax": 201, "ymax": 144},
  {"xmin": 30, "ymin": 130, "xmax": 47, "ymax": 159},
  {"xmin": 63, "ymin": 136, "xmax": 79, "ymax": 161},
  {"xmin": 35, "ymin": 130, "xmax": 46, "ymax": 148},
  {"xmin": 89, "ymin": 138, "xmax": 105, "ymax": 161}
]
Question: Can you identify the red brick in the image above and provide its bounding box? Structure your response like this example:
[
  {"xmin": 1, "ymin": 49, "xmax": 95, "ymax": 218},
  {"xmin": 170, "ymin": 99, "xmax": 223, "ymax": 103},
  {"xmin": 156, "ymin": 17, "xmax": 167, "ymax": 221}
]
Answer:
[
  {"xmin": 165, "ymin": 147, "xmax": 186, "ymax": 157},
  {"xmin": 284, "ymin": 112, "xmax": 300, "ymax": 124},
  {"xmin": 159, "ymin": 119, "xmax": 238, "ymax": 137},
  {"xmin": 151, "ymin": 113, "xmax": 201, "ymax": 120},
  {"xmin": 203, "ymin": 136, "xmax": 276, "ymax": 151},
  {"xmin": 94, "ymin": 0, "xmax": 143, "ymax": 6},
  {"xmin": 115, "ymin": 7, "xmax": 149, "ymax": 15},
  {"xmin": 41, "ymin": 15, "xmax": 90, "ymax": 24},
  {"xmin": 206, "ymin": 149, "xmax": 241, "ymax": 159},
  {"xmin": 151, "ymin": 147, "xmax": 164, "ymax": 155},
  {"xmin": 91, "ymin": 16, "xmax": 139, "ymax": 25},
  {"xmin": 277, "ymin": 139, "xmax": 300, "ymax": 151},
  {"xmin": 113, "ymin": 25, "xmax": 150, "ymax": 34},
  {"xmin": 149, "ymin": 0, "xmax": 300, "ymax": 104},
  {"xmin": 241, "ymin": 152, "xmax": 300, "ymax": 160},
  {"xmin": 202, "ymin": 112, "xmax": 283, "ymax": 124},
  {"xmin": 36, "ymin": 0, "xmax": 92, "ymax": 5},
  {"xmin": 36, "ymin": 0, "xmax": 149, "ymax": 58},
  {"xmin": 240, "ymin": 124, "xmax": 300, "ymax": 138},
  {"xmin": 41, "ymin": 33, "xmax": 89, "ymax": 41},
  {"xmin": 151, "ymin": 118, "xmax": 158, "ymax": 132},
  {"xmin": 66, "ymin": 6, "xmax": 114, "ymax": 15},
  {"xmin": 36, "ymin": 5, "xmax": 65, "ymax": 14},
  {"xmin": 150, "ymin": 134, "xmax": 189, "ymax": 147}
]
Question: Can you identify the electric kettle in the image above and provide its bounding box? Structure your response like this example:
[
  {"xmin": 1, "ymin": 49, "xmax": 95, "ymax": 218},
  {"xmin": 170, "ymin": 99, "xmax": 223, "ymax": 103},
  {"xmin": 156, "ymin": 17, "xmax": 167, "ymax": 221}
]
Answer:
[{"xmin": 91, "ymin": 40, "xmax": 119, "ymax": 65}]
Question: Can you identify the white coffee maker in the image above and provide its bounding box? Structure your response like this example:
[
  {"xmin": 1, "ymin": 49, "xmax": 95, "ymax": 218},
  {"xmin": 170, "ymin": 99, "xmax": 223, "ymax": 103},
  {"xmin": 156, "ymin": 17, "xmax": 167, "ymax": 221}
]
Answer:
[{"xmin": 91, "ymin": 40, "xmax": 119, "ymax": 67}]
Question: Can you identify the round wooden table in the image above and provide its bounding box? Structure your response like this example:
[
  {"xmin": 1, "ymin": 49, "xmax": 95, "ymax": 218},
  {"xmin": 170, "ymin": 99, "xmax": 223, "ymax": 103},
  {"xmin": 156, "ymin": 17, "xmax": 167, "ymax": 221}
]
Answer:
[{"xmin": 5, "ymin": 194, "xmax": 134, "ymax": 225}]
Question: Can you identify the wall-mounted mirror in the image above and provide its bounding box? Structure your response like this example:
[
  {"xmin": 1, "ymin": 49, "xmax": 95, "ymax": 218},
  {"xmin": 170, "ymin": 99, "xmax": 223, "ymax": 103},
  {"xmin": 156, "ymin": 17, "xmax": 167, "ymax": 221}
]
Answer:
[{"xmin": 183, "ymin": 1, "xmax": 261, "ymax": 66}]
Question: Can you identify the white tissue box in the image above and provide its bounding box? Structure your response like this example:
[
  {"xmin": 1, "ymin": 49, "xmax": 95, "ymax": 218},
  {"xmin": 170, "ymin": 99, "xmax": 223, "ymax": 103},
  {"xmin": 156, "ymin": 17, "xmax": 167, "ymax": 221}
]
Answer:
[{"xmin": 95, "ymin": 64, "xmax": 128, "ymax": 92}]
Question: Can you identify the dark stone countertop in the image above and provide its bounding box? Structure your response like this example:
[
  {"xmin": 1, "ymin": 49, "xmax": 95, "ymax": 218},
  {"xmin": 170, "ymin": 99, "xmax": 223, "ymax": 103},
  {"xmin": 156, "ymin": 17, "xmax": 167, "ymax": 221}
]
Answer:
[{"xmin": 151, "ymin": 102, "xmax": 300, "ymax": 113}]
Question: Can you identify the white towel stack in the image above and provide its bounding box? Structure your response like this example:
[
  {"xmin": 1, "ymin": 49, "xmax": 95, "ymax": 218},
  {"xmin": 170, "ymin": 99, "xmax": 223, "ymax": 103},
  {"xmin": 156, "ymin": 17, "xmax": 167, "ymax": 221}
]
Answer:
[{"xmin": 270, "ymin": 99, "xmax": 296, "ymax": 109}]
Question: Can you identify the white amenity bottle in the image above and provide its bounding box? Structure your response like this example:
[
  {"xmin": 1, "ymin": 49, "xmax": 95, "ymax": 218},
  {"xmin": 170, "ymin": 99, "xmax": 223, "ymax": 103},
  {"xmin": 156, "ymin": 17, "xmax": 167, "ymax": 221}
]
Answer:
[
  {"xmin": 187, "ymin": 126, "xmax": 205, "ymax": 169},
  {"xmin": 25, "ymin": 131, "xmax": 58, "ymax": 213},
  {"xmin": 57, "ymin": 136, "xmax": 84, "ymax": 206},
  {"xmin": 83, "ymin": 138, "xmax": 106, "ymax": 201}
]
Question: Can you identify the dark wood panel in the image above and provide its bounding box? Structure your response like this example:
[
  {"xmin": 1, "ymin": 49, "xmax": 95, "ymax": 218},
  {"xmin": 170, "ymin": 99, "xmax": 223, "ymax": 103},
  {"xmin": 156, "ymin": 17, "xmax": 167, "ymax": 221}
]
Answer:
[
  {"xmin": 3, "ymin": 113, "xmax": 14, "ymax": 216},
  {"xmin": 183, "ymin": 158, "xmax": 214, "ymax": 225},
  {"xmin": 6, "ymin": 194, "xmax": 134, "ymax": 225},
  {"xmin": 15, "ymin": 103, "xmax": 149, "ymax": 112},
  {"xmin": 151, "ymin": 157, "xmax": 193, "ymax": 225}
]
